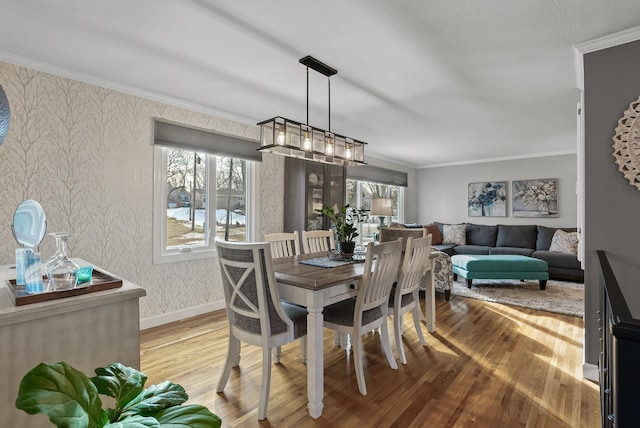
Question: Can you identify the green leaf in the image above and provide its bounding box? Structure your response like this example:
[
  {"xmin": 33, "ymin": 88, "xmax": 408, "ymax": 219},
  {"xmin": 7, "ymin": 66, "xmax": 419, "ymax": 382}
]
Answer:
[
  {"xmin": 120, "ymin": 381, "xmax": 188, "ymax": 419},
  {"xmin": 104, "ymin": 415, "xmax": 160, "ymax": 427},
  {"xmin": 15, "ymin": 361, "xmax": 106, "ymax": 428},
  {"xmin": 91, "ymin": 363, "xmax": 147, "ymax": 421},
  {"xmin": 154, "ymin": 404, "xmax": 222, "ymax": 428}
]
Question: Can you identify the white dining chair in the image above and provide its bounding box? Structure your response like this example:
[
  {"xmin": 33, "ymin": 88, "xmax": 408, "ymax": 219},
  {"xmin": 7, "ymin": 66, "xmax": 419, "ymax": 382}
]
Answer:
[
  {"xmin": 322, "ymin": 239, "xmax": 403, "ymax": 395},
  {"xmin": 263, "ymin": 231, "xmax": 306, "ymax": 362},
  {"xmin": 301, "ymin": 229, "xmax": 335, "ymax": 254},
  {"xmin": 388, "ymin": 235, "xmax": 432, "ymax": 364},
  {"xmin": 215, "ymin": 239, "xmax": 307, "ymax": 420},
  {"xmin": 264, "ymin": 231, "xmax": 301, "ymax": 258}
]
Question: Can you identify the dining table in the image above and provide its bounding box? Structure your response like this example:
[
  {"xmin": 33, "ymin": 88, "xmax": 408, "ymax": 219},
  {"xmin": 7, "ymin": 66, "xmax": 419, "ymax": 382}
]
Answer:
[{"xmin": 272, "ymin": 251, "xmax": 437, "ymax": 419}]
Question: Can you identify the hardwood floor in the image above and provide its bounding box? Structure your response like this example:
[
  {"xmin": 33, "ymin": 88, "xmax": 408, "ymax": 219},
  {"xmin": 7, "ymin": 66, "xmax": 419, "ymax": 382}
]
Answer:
[{"xmin": 140, "ymin": 293, "xmax": 600, "ymax": 427}]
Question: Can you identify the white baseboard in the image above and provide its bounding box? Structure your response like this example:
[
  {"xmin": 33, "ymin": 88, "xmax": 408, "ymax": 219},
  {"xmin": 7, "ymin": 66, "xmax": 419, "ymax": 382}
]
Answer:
[
  {"xmin": 140, "ymin": 300, "xmax": 226, "ymax": 330},
  {"xmin": 583, "ymin": 362, "xmax": 599, "ymax": 383}
]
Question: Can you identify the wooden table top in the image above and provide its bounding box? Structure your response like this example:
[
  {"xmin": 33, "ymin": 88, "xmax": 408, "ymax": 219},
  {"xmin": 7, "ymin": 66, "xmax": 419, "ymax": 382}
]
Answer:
[{"xmin": 272, "ymin": 252, "xmax": 365, "ymax": 291}]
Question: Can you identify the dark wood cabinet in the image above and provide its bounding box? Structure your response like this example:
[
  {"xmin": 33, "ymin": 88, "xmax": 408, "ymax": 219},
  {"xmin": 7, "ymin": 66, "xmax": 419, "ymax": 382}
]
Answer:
[
  {"xmin": 597, "ymin": 250, "xmax": 640, "ymax": 427},
  {"xmin": 284, "ymin": 157, "xmax": 345, "ymax": 233}
]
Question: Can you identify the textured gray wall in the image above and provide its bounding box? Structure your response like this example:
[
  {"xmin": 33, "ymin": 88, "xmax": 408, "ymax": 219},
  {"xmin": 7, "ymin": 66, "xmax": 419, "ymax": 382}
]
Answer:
[
  {"xmin": 416, "ymin": 154, "xmax": 578, "ymax": 227},
  {"xmin": 583, "ymin": 39, "xmax": 640, "ymax": 365}
]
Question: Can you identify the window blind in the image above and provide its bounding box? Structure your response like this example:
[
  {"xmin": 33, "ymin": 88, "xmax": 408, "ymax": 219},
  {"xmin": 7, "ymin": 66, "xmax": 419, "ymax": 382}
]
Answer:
[
  {"xmin": 153, "ymin": 120, "xmax": 262, "ymax": 162},
  {"xmin": 346, "ymin": 164, "xmax": 408, "ymax": 187}
]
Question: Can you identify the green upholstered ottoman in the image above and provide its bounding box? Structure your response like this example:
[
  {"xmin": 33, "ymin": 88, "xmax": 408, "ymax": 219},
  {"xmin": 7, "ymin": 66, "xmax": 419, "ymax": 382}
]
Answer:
[{"xmin": 451, "ymin": 254, "xmax": 549, "ymax": 290}]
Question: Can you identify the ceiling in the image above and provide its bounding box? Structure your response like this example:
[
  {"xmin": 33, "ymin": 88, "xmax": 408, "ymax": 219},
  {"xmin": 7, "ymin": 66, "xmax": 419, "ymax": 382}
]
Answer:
[{"xmin": 1, "ymin": 0, "xmax": 640, "ymax": 168}]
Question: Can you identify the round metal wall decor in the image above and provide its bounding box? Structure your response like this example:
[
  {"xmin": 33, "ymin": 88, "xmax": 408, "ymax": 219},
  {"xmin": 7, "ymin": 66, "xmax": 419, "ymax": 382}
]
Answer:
[{"xmin": 612, "ymin": 95, "xmax": 640, "ymax": 190}]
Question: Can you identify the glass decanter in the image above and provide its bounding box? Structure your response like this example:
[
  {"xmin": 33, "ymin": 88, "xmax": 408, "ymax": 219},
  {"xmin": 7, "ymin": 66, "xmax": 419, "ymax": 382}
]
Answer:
[
  {"xmin": 45, "ymin": 232, "xmax": 79, "ymax": 290},
  {"xmin": 44, "ymin": 232, "xmax": 64, "ymax": 278}
]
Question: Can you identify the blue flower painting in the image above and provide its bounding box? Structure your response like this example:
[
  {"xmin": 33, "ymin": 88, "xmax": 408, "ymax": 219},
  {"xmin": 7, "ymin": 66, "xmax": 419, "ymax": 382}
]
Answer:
[{"xmin": 468, "ymin": 182, "xmax": 507, "ymax": 217}]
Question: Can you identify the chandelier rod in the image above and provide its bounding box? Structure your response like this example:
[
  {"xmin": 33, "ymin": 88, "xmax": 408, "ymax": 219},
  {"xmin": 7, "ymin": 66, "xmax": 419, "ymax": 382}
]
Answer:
[{"xmin": 306, "ymin": 66, "xmax": 309, "ymax": 126}]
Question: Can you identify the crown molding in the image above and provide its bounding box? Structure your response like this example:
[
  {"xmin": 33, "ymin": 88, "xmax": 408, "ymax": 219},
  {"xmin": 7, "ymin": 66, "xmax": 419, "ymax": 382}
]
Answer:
[
  {"xmin": 573, "ymin": 26, "xmax": 640, "ymax": 91},
  {"xmin": 418, "ymin": 149, "xmax": 577, "ymax": 169},
  {"xmin": 0, "ymin": 50, "xmax": 257, "ymax": 126}
]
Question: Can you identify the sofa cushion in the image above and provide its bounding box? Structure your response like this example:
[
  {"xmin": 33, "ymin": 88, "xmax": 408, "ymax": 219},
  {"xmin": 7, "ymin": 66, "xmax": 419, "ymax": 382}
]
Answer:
[
  {"xmin": 536, "ymin": 226, "xmax": 578, "ymax": 250},
  {"xmin": 424, "ymin": 223, "xmax": 443, "ymax": 245},
  {"xmin": 453, "ymin": 245, "xmax": 492, "ymax": 255},
  {"xmin": 465, "ymin": 223, "xmax": 498, "ymax": 247},
  {"xmin": 443, "ymin": 224, "xmax": 466, "ymax": 245},
  {"xmin": 532, "ymin": 250, "xmax": 582, "ymax": 270},
  {"xmin": 489, "ymin": 247, "xmax": 534, "ymax": 256},
  {"xmin": 549, "ymin": 230, "xmax": 579, "ymax": 255},
  {"xmin": 496, "ymin": 225, "xmax": 537, "ymax": 249}
]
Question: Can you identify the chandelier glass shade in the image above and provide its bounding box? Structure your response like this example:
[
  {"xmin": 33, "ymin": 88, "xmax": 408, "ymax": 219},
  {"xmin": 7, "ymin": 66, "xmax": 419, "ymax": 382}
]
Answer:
[
  {"xmin": 257, "ymin": 116, "xmax": 365, "ymax": 167},
  {"xmin": 258, "ymin": 56, "xmax": 366, "ymax": 167}
]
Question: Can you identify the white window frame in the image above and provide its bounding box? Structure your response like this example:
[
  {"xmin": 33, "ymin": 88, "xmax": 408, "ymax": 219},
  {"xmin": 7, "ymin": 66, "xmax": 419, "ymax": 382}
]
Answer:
[
  {"xmin": 346, "ymin": 178, "xmax": 405, "ymax": 244},
  {"xmin": 152, "ymin": 146, "xmax": 258, "ymax": 264}
]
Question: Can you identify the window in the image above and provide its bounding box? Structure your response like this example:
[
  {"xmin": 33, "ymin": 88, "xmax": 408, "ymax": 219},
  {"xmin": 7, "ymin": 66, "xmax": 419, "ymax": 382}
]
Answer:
[
  {"xmin": 153, "ymin": 146, "xmax": 257, "ymax": 264},
  {"xmin": 346, "ymin": 179, "xmax": 404, "ymax": 244}
]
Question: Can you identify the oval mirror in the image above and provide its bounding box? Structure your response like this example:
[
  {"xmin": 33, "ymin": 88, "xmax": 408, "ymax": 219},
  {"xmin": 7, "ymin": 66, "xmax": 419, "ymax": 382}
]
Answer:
[{"xmin": 12, "ymin": 199, "xmax": 47, "ymax": 248}]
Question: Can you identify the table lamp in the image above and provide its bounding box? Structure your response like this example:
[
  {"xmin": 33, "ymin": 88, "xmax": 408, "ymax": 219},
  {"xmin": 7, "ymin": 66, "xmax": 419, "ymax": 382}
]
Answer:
[{"xmin": 370, "ymin": 198, "xmax": 393, "ymax": 241}]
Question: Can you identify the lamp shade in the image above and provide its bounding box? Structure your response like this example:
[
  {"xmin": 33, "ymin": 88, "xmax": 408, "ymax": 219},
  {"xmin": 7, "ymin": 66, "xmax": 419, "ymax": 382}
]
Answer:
[
  {"xmin": 0, "ymin": 84, "xmax": 9, "ymax": 145},
  {"xmin": 370, "ymin": 198, "xmax": 393, "ymax": 216}
]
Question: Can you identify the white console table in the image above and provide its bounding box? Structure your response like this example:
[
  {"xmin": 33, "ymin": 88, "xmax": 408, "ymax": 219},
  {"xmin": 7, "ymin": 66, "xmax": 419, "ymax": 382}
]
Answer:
[{"xmin": 0, "ymin": 260, "xmax": 146, "ymax": 428}]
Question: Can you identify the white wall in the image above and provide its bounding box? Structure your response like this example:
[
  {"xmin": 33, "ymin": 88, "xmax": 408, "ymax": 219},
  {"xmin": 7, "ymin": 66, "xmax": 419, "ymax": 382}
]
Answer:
[{"xmin": 416, "ymin": 154, "xmax": 578, "ymax": 226}]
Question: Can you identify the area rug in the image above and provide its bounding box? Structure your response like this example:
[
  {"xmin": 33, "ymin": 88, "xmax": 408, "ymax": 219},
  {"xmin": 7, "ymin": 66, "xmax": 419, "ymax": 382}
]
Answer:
[{"xmin": 443, "ymin": 278, "xmax": 584, "ymax": 317}]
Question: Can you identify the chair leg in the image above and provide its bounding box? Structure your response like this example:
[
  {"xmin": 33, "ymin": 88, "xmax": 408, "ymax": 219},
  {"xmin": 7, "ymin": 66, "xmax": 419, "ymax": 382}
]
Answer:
[
  {"xmin": 412, "ymin": 305, "xmax": 427, "ymax": 346},
  {"xmin": 353, "ymin": 333, "xmax": 367, "ymax": 396},
  {"xmin": 380, "ymin": 320, "xmax": 398, "ymax": 370},
  {"xmin": 258, "ymin": 346, "xmax": 272, "ymax": 420},
  {"xmin": 273, "ymin": 346, "xmax": 281, "ymax": 364},
  {"xmin": 393, "ymin": 308, "xmax": 407, "ymax": 365},
  {"xmin": 217, "ymin": 334, "xmax": 241, "ymax": 392}
]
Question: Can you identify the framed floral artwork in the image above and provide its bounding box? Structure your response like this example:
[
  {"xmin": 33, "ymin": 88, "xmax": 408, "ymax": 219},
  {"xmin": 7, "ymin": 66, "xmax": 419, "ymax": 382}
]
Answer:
[
  {"xmin": 512, "ymin": 178, "xmax": 558, "ymax": 217},
  {"xmin": 468, "ymin": 182, "xmax": 507, "ymax": 217}
]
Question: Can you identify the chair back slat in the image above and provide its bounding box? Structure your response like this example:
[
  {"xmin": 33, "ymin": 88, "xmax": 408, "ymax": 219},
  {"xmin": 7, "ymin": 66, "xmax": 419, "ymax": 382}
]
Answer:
[
  {"xmin": 264, "ymin": 231, "xmax": 300, "ymax": 258},
  {"xmin": 301, "ymin": 230, "xmax": 335, "ymax": 254},
  {"xmin": 398, "ymin": 235, "xmax": 433, "ymax": 295},
  {"xmin": 358, "ymin": 239, "xmax": 403, "ymax": 314}
]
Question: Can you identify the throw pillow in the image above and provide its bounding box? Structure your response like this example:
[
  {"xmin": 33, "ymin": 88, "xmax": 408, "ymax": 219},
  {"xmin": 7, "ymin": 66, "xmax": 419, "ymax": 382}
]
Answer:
[
  {"xmin": 424, "ymin": 223, "xmax": 443, "ymax": 245},
  {"xmin": 442, "ymin": 224, "xmax": 466, "ymax": 245},
  {"xmin": 549, "ymin": 229, "xmax": 578, "ymax": 255}
]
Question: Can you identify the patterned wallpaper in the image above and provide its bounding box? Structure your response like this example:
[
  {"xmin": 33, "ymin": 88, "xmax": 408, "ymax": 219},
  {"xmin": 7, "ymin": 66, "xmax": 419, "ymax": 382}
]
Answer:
[{"xmin": 0, "ymin": 61, "xmax": 283, "ymax": 321}]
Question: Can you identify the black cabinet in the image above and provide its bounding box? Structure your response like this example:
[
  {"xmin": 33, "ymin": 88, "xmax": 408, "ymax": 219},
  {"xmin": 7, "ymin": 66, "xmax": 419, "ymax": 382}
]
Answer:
[
  {"xmin": 597, "ymin": 250, "xmax": 640, "ymax": 427},
  {"xmin": 284, "ymin": 157, "xmax": 345, "ymax": 233}
]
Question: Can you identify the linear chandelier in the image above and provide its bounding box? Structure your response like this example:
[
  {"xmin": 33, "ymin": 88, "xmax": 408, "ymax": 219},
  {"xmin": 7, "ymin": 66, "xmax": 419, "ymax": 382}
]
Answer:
[{"xmin": 257, "ymin": 55, "xmax": 366, "ymax": 167}]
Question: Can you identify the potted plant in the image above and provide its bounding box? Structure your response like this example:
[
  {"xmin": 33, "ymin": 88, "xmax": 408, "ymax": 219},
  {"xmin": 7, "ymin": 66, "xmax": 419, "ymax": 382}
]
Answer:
[
  {"xmin": 316, "ymin": 204, "xmax": 369, "ymax": 255},
  {"xmin": 15, "ymin": 361, "xmax": 221, "ymax": 428}
]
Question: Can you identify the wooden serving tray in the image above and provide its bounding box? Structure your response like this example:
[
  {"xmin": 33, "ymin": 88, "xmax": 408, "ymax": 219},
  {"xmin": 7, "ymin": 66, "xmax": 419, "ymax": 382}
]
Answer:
[{"xmin": 5, "ymin": 269, "xmax": 123, "ymax": 306}]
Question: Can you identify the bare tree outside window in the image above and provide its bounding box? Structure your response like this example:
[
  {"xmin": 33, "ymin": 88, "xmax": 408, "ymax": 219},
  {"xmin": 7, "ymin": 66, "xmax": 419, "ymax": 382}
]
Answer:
[
  {"xmin": 165, "ymin": 149, "xmax": 207, "ymax": 248},
  {"xmin": 216, "ymin": 157, "xmax": 247, "ymax": 242}
]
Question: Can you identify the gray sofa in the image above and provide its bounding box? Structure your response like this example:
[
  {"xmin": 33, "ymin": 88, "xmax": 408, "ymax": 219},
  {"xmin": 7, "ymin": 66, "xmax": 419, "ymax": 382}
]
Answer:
[{"xmin": 429, "ymin": 222, "xmax": 584, "ymax": 282}]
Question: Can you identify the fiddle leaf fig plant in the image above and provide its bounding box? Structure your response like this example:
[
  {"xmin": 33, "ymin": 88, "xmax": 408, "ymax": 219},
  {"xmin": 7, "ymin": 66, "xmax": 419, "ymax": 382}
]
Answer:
[
  {"xmin": 15, "ymin": 361, "xmax": 221, "ymax": 428},
  {"xmin": 316, "ymin": 204, "xmax": 369, "ymax": 242}
]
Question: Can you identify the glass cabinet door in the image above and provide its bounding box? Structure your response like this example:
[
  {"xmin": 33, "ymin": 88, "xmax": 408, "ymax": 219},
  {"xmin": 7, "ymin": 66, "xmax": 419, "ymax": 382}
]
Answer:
[{"xmin": 306, "ymin": 162, "xmax": 324, "ymax": 230}]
